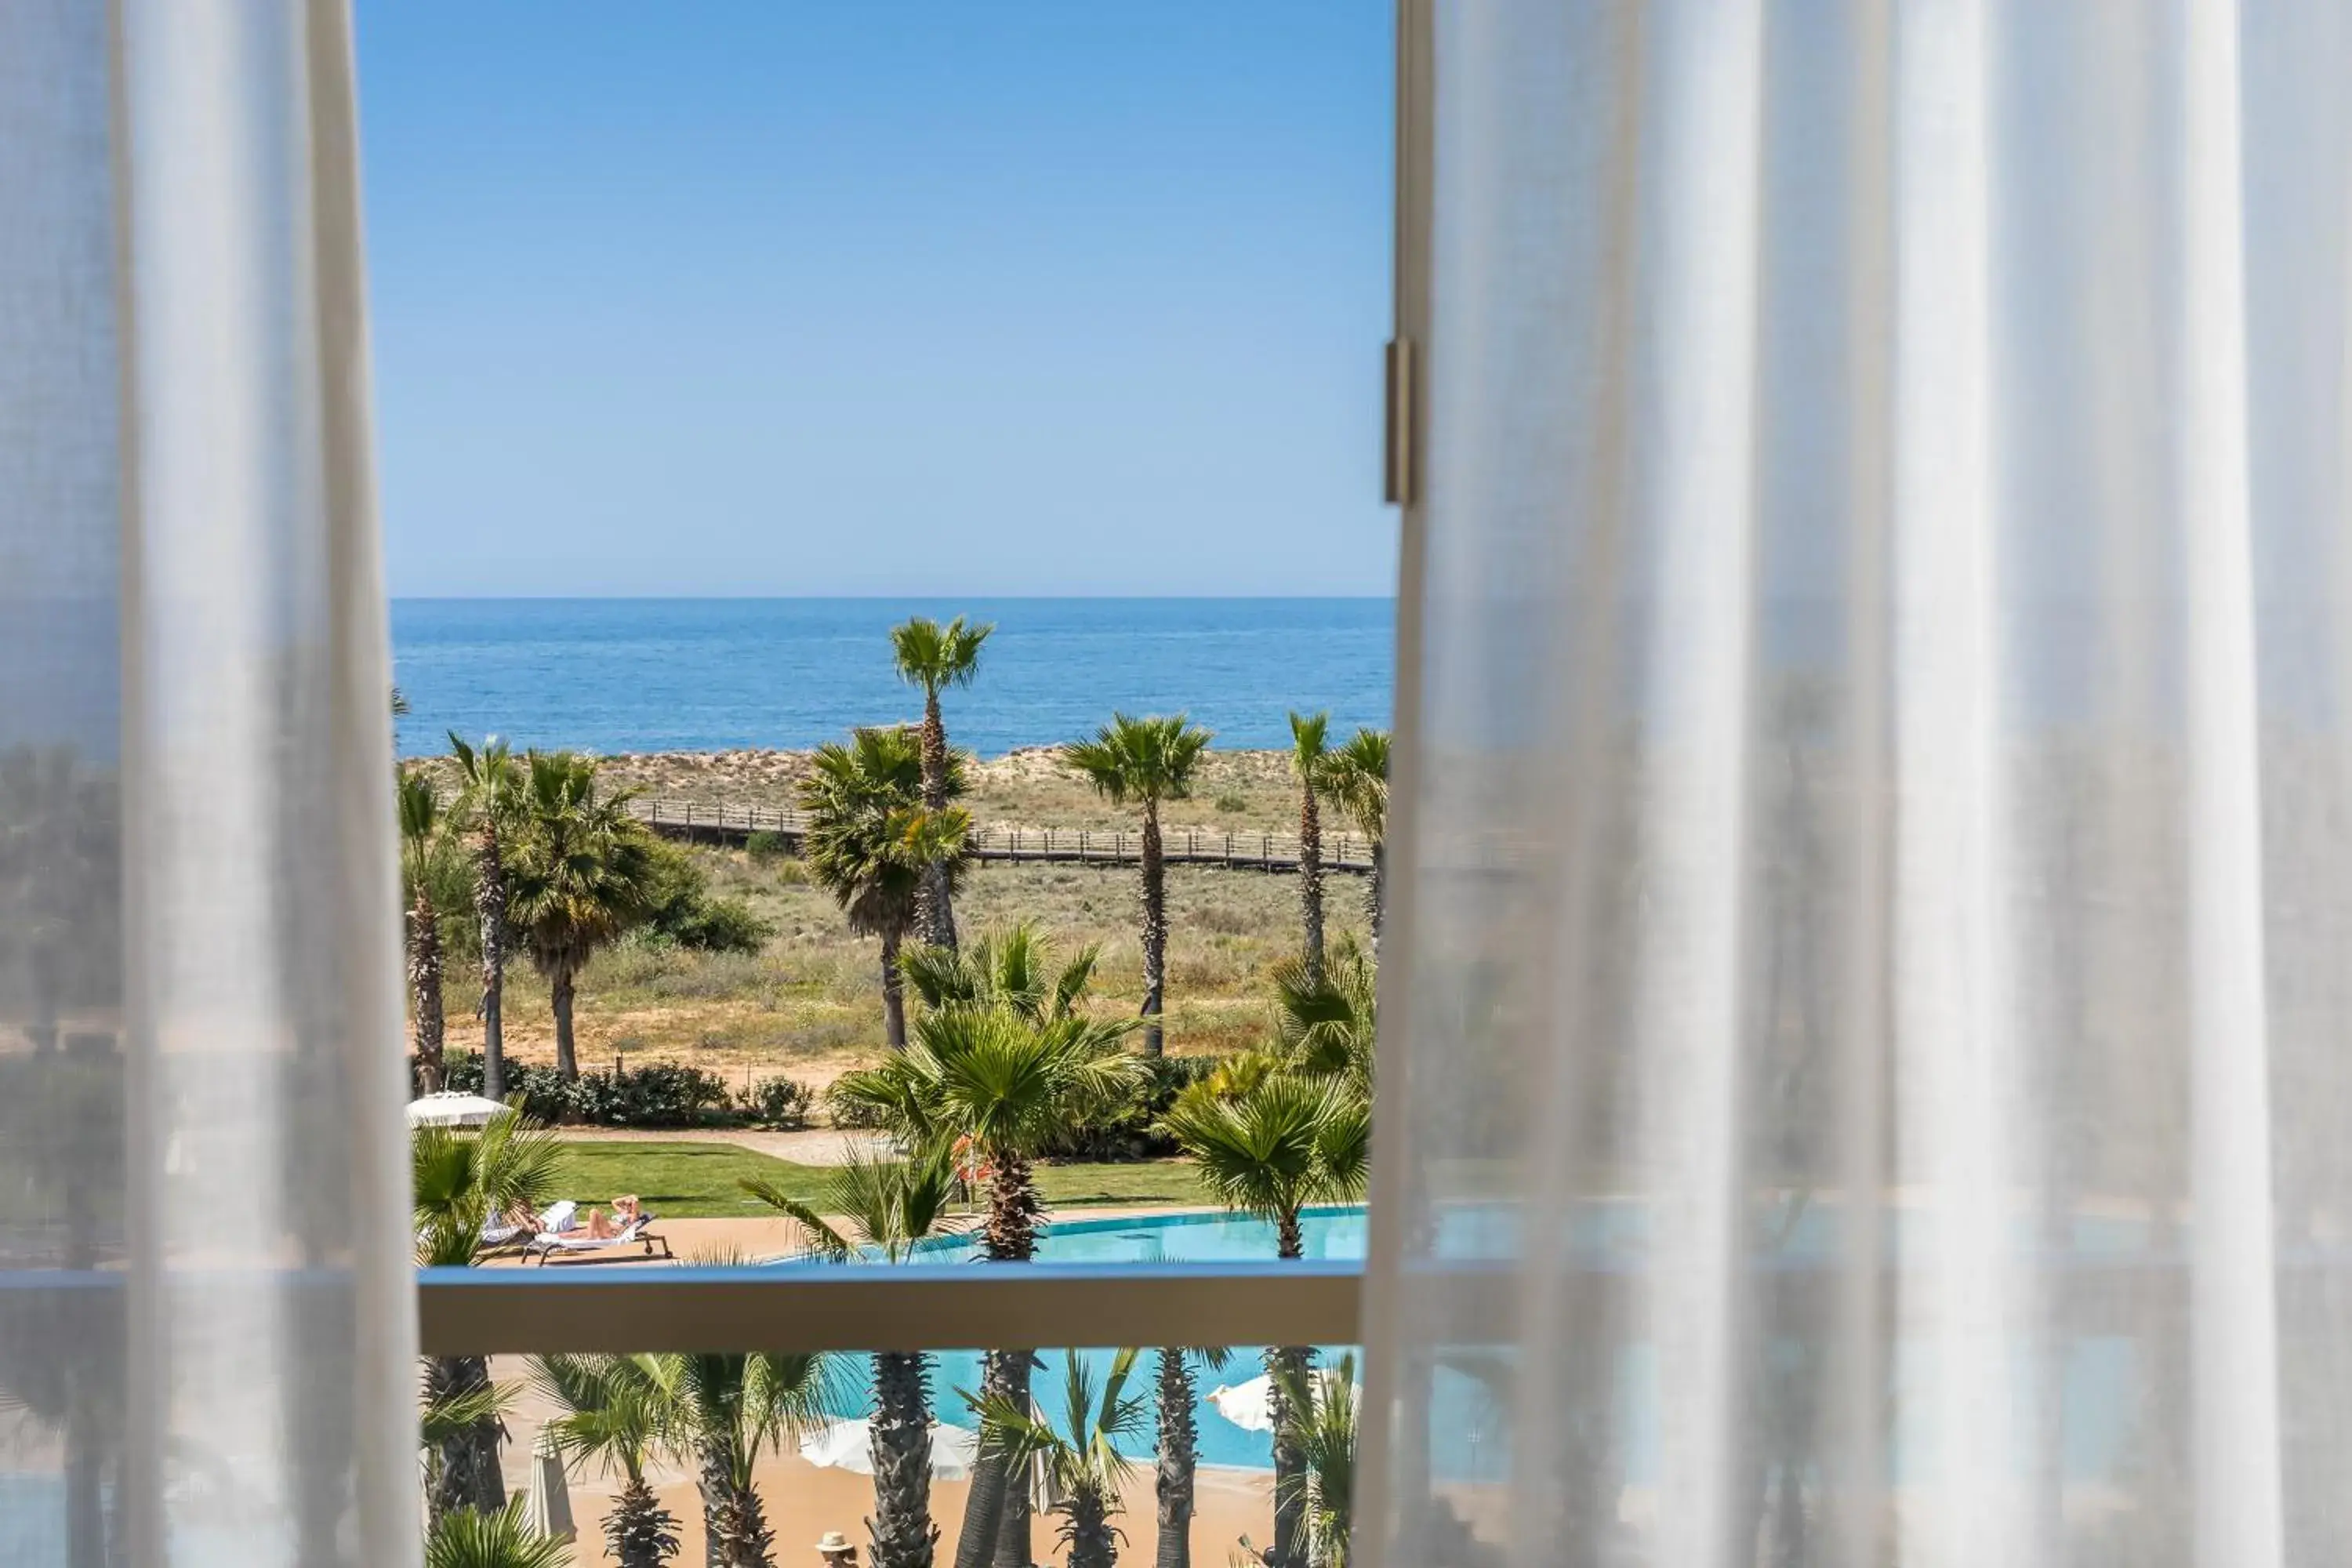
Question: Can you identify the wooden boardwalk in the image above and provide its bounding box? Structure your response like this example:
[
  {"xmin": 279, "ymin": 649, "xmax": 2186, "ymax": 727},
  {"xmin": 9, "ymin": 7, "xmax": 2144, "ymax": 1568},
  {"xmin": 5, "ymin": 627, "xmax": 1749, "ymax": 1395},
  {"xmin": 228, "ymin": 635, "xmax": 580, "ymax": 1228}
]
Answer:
[{"xmin": 628, "ymin": 797, "xmax": 1374, "ymax": 874}]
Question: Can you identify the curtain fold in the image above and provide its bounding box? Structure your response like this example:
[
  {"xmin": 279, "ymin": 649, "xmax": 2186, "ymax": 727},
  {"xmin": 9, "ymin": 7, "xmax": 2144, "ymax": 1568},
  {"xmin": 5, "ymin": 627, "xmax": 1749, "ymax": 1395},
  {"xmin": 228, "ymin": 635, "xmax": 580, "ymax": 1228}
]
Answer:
[
  {"xmin": 1367, "ymin": 2, "xmax": 2352, "ymax": 1565},
  {"xmin": 1, "ymin": 2, "xmax": 416, "ymax": 1565}
]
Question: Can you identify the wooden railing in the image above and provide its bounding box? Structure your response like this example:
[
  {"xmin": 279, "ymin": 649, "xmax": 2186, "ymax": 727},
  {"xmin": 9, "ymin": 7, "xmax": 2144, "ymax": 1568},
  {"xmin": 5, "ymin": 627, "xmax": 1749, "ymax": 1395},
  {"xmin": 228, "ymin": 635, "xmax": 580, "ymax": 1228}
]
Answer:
[{"xmin": 626, "ymin": 797, "xmax": 1375, "ymax": 873}]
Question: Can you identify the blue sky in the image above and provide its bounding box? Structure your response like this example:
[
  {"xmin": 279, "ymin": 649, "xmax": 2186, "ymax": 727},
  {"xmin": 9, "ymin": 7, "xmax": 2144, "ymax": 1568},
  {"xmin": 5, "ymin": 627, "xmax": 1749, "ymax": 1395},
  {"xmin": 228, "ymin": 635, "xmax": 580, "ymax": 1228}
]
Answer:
[{"xmin": 355, "ymin": 3, "xmax": 1396, "ymax": 597}]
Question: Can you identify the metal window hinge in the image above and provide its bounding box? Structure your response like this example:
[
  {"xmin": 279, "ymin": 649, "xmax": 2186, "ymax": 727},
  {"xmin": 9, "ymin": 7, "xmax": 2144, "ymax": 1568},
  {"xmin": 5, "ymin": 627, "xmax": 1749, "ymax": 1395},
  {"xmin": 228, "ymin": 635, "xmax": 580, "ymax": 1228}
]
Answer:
[{"xmin": 1384, "ymin": 336, "xmax": 1417, "ymax": 507}]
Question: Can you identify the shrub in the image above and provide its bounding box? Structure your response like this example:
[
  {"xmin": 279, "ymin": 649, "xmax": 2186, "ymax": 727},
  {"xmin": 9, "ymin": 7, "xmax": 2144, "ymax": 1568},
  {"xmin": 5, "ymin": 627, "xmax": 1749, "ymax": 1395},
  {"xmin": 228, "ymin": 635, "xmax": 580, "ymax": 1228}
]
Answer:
[
  {"xmin": 634, "ymin": 840, "xmax": 775, "ymax": 953},
  {"xmin": 659, "ymin": 895, "xmax": 771, "ymax": 955},
  {"xmin": 823, "ymin": 1079, "xmax": 893, "ymax": 1131},
  {"xmin": 1212, "ymin": 792, "xmax": 1248, "ymax": 814},
  {"xmin": 436, "ymin": 1051, "xmax": 735, "ymax": 1127},
  {"xmin": 1040, "ymin": 1053, "xmax": 1229, "ymax": 1161},
  {"xmin": 741, "ymin": 1075, "xmax": 815, "ymax": 1130},
  {"xmin": 744, "ymin": 830, "xmax": 793, "ymax": 863}
]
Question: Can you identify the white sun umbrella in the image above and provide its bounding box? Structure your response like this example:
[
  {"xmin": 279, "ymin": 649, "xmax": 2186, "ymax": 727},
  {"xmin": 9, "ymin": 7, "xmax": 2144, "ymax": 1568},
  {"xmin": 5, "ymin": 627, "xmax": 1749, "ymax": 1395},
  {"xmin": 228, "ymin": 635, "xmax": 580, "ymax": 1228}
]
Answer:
[
  {"xmin": 405, "ymin": 1091, "xmax": 512, "ymax": 1128},
  {"xmin": 800, "ymin": 1418, "xmax": 978, "ymax": 1481},
  {"xmin": 521, "ymin": 1428, "xmax": 575, "ymax": 1543},
  {"xmin": 1208, "ymin": 1374, "xmax": 1278, "ymax": 1433},
  {"xmin": 1207, "ymin": 1369, "xmax": 1358, "ymax": 1434}
]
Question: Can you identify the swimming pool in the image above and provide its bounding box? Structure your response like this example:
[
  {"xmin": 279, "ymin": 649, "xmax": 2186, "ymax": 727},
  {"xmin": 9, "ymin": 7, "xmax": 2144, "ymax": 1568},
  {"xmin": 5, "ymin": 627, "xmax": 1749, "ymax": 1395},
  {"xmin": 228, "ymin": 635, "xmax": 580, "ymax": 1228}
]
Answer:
[
  {"xmin": 808, "ymin": 1200, "xmax": 2156, "ymax": 1483},
  {"xmin": 810, "ymin": 1206, "xmax": 1369, "ymax": 1472}
]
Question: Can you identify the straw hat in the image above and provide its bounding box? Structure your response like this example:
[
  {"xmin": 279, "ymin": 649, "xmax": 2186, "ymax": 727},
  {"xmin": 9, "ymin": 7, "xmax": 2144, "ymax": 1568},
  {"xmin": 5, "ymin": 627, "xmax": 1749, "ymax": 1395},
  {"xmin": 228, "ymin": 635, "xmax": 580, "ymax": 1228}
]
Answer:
[{"xmin": 815, "ymin": 1533, "xmax": 855, "ymax": 1556}]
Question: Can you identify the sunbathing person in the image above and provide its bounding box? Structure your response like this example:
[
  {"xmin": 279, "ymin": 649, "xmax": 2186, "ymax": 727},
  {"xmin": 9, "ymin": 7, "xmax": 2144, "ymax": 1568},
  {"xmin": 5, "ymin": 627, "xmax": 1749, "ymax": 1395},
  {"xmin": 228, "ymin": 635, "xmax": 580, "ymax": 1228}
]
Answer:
[{"xmin": 579, "ymin": 1194, "xmax": 642, "ymax": 1240}]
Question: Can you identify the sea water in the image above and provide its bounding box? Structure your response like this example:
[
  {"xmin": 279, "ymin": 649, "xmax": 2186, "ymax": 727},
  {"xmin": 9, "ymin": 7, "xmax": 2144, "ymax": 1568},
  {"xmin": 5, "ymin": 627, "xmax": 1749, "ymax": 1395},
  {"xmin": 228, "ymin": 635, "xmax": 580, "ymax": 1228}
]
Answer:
[{"xmin": 390, "ymin": 597, "xmax": 1396, "ymax": 758}]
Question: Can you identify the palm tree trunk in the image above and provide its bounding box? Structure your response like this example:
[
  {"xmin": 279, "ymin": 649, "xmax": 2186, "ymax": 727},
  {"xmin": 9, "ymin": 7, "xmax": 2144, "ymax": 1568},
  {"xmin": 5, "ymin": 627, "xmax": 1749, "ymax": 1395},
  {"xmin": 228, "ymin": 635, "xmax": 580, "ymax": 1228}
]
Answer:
[
  {"xmin": 608, "ymin": 1475, "xmax": 681, "ymax": 1568},
  {"xmin": 1153, "ymin": 1348, "xmax": 1199, "ymax": 1568},
  {"xmin": 882, "ymin": 924, "xmax": 908, "ymax": 1051},
  {"xmin": 1366, "ymin": 843, "xmax": 1383, "ymax": 964},
  {"xmin": 964, "ymin": 1150, "xmax": 1040, "ymax": 1568},
  {"xmin": 429, "ymin": 1353, "xmax": 506, "ymax": 1523},
  {"xmin": 869, "ymin": 1349, "xmax": 939, "ymax": 1568},
  {"xmin": 955, "ymin": 1351, "xmax": 1017, "ymax": 1568},
  {"xmin": 1065, "ymin": 1487, "xmax": 1116, "ymax": 1568},
  {"xmin": 920, "ymin": 693, "xmax": 959, "ymax": 951},
  {"xmin": 1265, "ymin": 1343, "xmax": 1311, "ymax": 1568},
  {"xmin": 701, "ymin": 1454, "xmax": 777, "ymax": 1567},
  {"xmin": 408, "ymin": 887, "xmax": 447, "ymax": 1092},
  {"xmin": 1298, "ymin": 787, "xmax": 1323, "ymax": 987},
  {"xmin": 474, "ymin": 826, "xmax": 508, "ymax": 1101},
  {"xmin": 1267, "ymin": 1211, "xmax": 1307, "ymax": 1568},
  {"xmin": 1140, "ymin": 804, "xmax": 1166, "ymax": 1058},
  {"xmin": 993, "ymin": 1352, "xmax": 1034, "ymax": 1568},
  {"xmin": 551, "ymin": 961, "xmax": 579, "ymax": 1082}
]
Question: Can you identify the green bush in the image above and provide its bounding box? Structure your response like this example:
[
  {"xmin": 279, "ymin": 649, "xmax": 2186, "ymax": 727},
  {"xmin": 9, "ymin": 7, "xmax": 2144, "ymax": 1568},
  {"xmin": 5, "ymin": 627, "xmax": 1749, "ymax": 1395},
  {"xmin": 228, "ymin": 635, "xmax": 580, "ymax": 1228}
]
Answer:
[
  {"xmin": 823, "ymin": 1079, "xmax": 893, "ymax": 1131},
  {"xmin": 1041, "ymin": 1053, "xmax": 1229, "ymax": 1160},
  {"xmin": 741, "ymin": 1075, "xmax": 815, "ymax": 1129},
  {"xmin": 434, "ymin": 1051, "xmax": 735, "ymax": 1127},
  {"xmin": 1212, "ymin": 792, "xmax": 1248, "ymax": 814},
  {"xmin": 633, "ymin": 840, "xmax": 775, "ymax": 953},
  {"xmin": 744, "ymin": 829, "xmax": 793, "ymax": 862},
  {"xmin": 659, "ymin": 895, "xmax": 771, "ymax": 954}
]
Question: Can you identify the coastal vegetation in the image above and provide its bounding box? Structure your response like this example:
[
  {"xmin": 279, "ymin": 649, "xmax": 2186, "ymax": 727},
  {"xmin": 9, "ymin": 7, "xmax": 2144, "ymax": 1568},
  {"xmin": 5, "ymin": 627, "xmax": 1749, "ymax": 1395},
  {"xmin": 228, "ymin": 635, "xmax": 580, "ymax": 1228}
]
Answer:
[
  {"xmin": 1061, "ymin": 713, "xmax": 1214, "ymax": 1058},
  {"xmin": 742, "ymin": 1150, "xmax": 966, "ymax": 1568},
  {"xmin": 891, "ymin": 613, "xmax": 992, "ymax": 949},
  {"xmin": 402, "ymin": 613, "xmax": 1386, "ymax": 1568},
  {"xmin": 798, "ymin": 727, "xmax": 971, "ymax": 1051}
]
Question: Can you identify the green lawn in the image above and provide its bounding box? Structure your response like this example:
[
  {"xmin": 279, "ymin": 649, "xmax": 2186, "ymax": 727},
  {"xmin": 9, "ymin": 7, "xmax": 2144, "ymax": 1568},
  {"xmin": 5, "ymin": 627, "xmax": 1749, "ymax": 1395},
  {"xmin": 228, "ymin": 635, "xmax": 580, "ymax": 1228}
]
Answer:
[{"xmin": 551, "ymin": 1140, "xmax": 1202, "ymax": 1221}]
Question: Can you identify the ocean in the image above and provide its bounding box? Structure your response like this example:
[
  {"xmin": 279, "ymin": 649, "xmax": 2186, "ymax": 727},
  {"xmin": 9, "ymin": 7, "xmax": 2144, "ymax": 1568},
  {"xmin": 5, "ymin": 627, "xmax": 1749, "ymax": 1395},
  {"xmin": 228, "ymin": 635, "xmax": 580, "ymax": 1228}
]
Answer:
[{"xmin": 390, "ymin": 597, "xmax": 1396, "ymax": 758}]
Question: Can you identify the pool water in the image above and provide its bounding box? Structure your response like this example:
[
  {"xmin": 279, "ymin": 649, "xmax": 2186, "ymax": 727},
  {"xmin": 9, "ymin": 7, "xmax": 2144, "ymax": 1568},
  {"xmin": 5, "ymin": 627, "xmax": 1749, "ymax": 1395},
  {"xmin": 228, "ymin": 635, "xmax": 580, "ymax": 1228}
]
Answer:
[
  {"xmin": 815, "ymin": 1207, "xmax": 1370, "ymax": 1472},
  {"xmin": 811, "ymin": 1201, "xmax": 2157, "ymax": 1483}
]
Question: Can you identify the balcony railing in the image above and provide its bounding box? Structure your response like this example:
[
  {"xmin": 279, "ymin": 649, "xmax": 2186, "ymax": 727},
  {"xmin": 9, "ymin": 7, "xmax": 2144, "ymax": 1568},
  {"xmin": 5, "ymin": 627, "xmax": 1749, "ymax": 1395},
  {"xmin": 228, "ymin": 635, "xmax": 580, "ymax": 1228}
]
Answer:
[{"xmin": 417, "ymin": 1259, "xmax": 1366, "ymax": 1356}]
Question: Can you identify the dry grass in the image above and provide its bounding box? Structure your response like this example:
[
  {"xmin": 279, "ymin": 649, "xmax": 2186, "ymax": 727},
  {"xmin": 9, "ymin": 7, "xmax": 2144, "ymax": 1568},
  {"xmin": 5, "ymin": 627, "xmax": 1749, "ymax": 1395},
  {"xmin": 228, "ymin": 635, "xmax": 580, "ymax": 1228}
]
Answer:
[{"xmin": 451, "ymin": 841, "xmax": 1373, "ymax": 1087}]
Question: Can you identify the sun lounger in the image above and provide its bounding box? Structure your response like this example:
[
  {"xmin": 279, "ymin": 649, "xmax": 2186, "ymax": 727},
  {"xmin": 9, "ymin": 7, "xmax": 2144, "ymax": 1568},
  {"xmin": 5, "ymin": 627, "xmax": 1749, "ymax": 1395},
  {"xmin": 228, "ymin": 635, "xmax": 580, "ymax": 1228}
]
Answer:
[
  {"xmin": 481, "ymin": 1200, "xmax": 575, "ymax": 1250},
  {"xmin": 524, "ymin": 1211, "xmax": 670, "ymax": 1265}
]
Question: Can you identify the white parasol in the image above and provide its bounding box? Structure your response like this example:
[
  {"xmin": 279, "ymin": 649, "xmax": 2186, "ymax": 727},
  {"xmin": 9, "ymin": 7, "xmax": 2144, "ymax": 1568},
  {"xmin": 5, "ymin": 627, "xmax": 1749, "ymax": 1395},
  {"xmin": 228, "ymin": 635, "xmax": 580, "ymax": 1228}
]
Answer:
[
  {"xmin": 799, "ymin": 1418, "xmax": 979, "ymax": 1481},
  {"xmin": 405, "ymin": 1092, "xmax": 512, "ymax": 1128},
  {"xmin": 521, "ymin": 1429, "xmax": 575, "ymax": 1543},
  {"xmin": 1207, "ymin": 1368, "xmax": 1358, "ymax": 1433}
]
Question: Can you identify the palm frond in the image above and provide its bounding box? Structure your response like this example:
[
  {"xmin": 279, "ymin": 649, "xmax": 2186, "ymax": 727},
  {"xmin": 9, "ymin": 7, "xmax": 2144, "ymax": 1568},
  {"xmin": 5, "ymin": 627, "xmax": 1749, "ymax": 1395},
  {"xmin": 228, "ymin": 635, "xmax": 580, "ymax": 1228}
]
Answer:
[
  {"xmin": 739, "ymin": 1179, "xmax": 858, "ymax": 1261},
  {"xmin": 424, "ymin": 1495, "xmax": 574, "ymax": 1568},
  {"xmin": 891, "ymin": 615, "xmax": 994, "ymax": 695},
  {"xmin": 419, "ymin": 1373, "xmax": 516, "ymax": 1448}
]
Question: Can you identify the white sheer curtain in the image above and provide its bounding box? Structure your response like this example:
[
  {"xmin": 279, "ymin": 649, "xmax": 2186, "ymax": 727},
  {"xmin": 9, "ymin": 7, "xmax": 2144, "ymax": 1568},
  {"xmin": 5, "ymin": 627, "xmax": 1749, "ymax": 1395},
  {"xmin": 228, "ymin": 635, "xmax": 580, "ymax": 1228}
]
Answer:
[
  {"xmin": 1367, "ymin": 3, "xmax": 2352, "ymax": 1565},
  {"xmin": 1, "ymin": 3, "xmax": 416, "ymax": 1566}
]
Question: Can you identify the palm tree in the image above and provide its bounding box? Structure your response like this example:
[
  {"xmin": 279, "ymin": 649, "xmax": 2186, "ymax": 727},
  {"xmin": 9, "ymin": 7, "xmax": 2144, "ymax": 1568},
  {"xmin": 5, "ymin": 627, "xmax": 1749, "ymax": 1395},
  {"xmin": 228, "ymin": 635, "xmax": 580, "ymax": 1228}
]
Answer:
[
  {"xmin": 800, "ymin": 728, "xmax": 971, "ymax": 1051},
  {"xmin": 1149, "ymin": 1345, "xmax": 1231, "ymax": 1568},
  {"xmin": 413, "ymin": 1110, "xmax": 565, "ymax": 1523},
  {"xmin": 1162, "ymin": 1078, "xmax": 1368, "ymax": 1568},
  {"xmin": 1267, "ymin": 939, "xmax": 1375, "ymax": 1093},
  {"xmin": 742, "ymin": 1152, "xmax": 965, "ymax": 1568},
  {"xmin": 899, "ymin": 919, "xmax": 1102, "ymax": 1025},
  {"xmin": 530, "ymin": 1354, "xmax": 682, "ymax": 1568},
  {"xmin": 891, "ymin": 615, "xmax": 993, "ymax": 951},
  {"xmin": 1060, "ymin": 713, "xmax": 1213, "ymax": 1058},
  {"xmin": 1271, "ymin": 1354, "xmax": 1358, "ymax": 1568},
  {"xmin": 1317, "ymin": 730, "xmax": 1388, "ymax": 957},
  {"xmin": 1286, "ymin": 713, "xmax": 1331, "ymax": 985},
  {"xmin": 425, "ymin": 1496, "xmax": 576, "ymax": 1568},
  {"xmin": 448, "ymin": 734, "xmax": 524, "ymax": 1099},
  {"xmin": 974, "ymin": 1350, "xmax": 1151, "ymax": 1568},
  {"xmin": 401, "ymin": 771, "xmax": 452, "ymax": 1092},
  {"xmin": 506, "ymin": 750, "xmax": 662, "ymax": 1081},
  {"xmin": 643, "ymin": 1348, "xmax": 838, "ymax": 1568},
  {"xmin": 834, "ymin": 1004, "xmax": 1140, "ymax": 1568}
]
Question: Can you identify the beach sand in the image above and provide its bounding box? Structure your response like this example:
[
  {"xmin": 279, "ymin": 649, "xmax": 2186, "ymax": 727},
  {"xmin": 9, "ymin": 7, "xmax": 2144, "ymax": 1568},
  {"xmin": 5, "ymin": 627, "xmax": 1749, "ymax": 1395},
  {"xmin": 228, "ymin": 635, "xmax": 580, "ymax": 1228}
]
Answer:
[{"xmin": 494, "ymin": 1358, "xmax": 1276, "ymax": 1566}]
